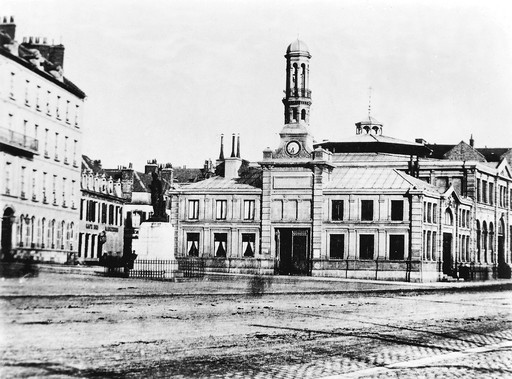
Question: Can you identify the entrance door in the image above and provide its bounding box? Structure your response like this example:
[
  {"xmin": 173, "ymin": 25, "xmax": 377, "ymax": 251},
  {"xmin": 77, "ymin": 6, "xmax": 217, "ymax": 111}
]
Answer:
[
  {"xmin": 1, "ymin": 208, "xmax": 14, "ymax": 260},
  {"xmin": 442, "ymin": 233, "xmax": 452, "ymax": 276},
  {"xmin": 276, "ymin": 228, "xmax": 310, "ymax": 275}
]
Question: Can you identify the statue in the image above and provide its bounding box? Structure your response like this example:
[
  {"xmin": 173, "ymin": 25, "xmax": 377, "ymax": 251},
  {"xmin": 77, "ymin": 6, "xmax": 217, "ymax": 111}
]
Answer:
[{"xmin": 149, "ymin": 171, "xmax": 167, "ymax": 221}]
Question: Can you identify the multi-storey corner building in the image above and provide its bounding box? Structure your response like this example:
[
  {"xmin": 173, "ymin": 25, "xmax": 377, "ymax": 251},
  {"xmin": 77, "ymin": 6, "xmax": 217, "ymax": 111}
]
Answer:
[
  {"xmin": 0, "ymin": 17, "xmax": 86, "ymax": 263},
  {"xmin": 169, "ymin": 40, "xmax": 512, "ymax": 282},
  {"xmin": 78, "ymin": 156, "xmax": 125, "ymax": 263}
]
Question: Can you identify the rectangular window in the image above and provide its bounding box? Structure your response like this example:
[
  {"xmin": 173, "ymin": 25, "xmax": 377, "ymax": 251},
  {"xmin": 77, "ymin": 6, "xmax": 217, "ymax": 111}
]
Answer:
[
  {"xmin": 214, "ymin": 233, "xmax": 227, "ymax": 257},
  {"xmin": 187, "ymin": 232, "xmax": 200, "ymax": 256},
  {"xmin": 432, "ymin": 231, "xmax": 437, "ymax": 260},
  {"xmin": 216, "ymin": 200, "xmax": 227, "ymax": 220},
  {"xmin": 432, "ymin": 204, "xmax": 437, "ymax": 223},
  {"xmin": 476, "ymin": 179, "xmax": 481, "ymax": 202},
  {"xmin": 389, "ymin": 235, "xmax": 405, "ymax": 260},
  {"xmin": 359, "ymin": 234, "xmax": 374, "ymax": 260},
  {"xmin": 102, "ymin": 203, "xmax": 107, "ymax": 224},
  {"xmin": 20, "ymin": 166, "xmax": 26, "ymax": 198},
  {"xmin": 489, "ymin": 182, "xmax": 494, "ymax": 205},
  {"xmin": 361, "ymin": 200, "xmax": 373, "ymax": 221},
  {"xmin": 482, "ymin": 181, "xmax": 488, "ymax": 203},
  {"xmin": 188, "ymin": 200, "xmax": 199, "ymax": 219},
  {"xmin": 427, "ymin": 203, "xmax": 432, "ymax": 223},
  {"xmin": 243, "ymin": 200, "xmax": 255, "ymax": 220},
  {"xmin": 54, "ymin": 132, "xmax": 59, "ymax": 161},
  {"xmin": 329, "ymin": 234, "xmax": 345, "ymax": 259},
  {"xmin": 5, "ymin": 162, "xmax": 11, "ymax": 195},
  {"xmin": 331, "ymin": 200, "xmax": 344, "ymax": 221},
  {"xmin": 391, "ymin": 200, "xmax": 404, "ymax": 221},
  {"xmin": 242, "ymin": 233, "xmax": 255, "ymax": 257},
  {"xmin": 32, "ymin": 169, "xmax": 37, "ymax": 200}
]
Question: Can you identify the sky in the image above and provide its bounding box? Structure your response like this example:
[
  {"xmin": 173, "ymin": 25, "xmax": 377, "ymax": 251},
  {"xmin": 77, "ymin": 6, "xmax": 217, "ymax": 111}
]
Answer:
[{"xmin": 4, "ymin": 0, "xmax": 512, "ymax": 171}]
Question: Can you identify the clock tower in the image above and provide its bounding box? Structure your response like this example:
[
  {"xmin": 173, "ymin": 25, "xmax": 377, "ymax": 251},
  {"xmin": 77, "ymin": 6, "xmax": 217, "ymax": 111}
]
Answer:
[{"xmin": 268, "ymin": 39, "xmax": 314, "ymax": 160}]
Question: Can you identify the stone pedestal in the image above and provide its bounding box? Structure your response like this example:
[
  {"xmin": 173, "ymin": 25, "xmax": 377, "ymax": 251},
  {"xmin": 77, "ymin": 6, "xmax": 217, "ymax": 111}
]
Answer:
[{"xmin": 133, "ymin": 221, "xmax": 175, "ymax": 260}]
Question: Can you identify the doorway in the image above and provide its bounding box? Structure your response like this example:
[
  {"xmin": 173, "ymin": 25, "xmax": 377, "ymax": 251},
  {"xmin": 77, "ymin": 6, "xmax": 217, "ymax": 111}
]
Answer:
[
  {"xmin": 442, "ymin": 233, "xmax": 452, "ymax": 276},
  {"xmin": 1, "ymin": 208, "xmax": 14, "ymax": 260},
  {"xmin": 276, "ymin": 228, "xmax": 310, "ymax": 275},
  {"xmin": 497, "ymin": 219, "xmax": 510, "ymax": 278}
]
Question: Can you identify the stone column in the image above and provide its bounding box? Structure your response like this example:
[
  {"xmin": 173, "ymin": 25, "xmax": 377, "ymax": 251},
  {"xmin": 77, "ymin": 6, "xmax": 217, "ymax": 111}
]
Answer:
[
  {"xmin": 260, "ymin": 166, "xmax": 272, "ymax": 256},
  {"xmin": 409, "ymin": 192, "xmax": 423, "ymax": 260},
  {"xmin": 312, "ymin": 165, "xmax": 324, "ymax": 259}
]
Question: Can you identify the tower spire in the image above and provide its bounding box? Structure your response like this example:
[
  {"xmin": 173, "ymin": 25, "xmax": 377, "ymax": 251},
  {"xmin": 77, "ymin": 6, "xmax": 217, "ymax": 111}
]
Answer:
[{"xmin": 283, "ymin": 39, "xmax": 312, "ymax": 125}]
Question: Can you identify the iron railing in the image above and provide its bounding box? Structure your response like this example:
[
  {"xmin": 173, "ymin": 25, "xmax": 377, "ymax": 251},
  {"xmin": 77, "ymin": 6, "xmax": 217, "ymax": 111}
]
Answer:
[
  {"xmin": 0, "ymin": 126, "xmax": 38, "ymax": 153},
  {"xmin": 103, "ymin": 258, "xmax": 205, "ymax": 280}
]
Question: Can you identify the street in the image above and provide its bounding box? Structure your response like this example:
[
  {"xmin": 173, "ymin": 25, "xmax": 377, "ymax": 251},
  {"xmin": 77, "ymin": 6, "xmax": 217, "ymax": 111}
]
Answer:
[{"xmin": 1, "ymin": 271, "xmax": 511, "ymax": 378}]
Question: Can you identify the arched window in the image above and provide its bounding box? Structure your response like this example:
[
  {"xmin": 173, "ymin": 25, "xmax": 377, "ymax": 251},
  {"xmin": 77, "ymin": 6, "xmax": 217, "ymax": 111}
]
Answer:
[
  {"xmin": 482, "ymin": 221, "xmax": 488, "ymax": 263},
  {"xmin": 50, "ymin": 219, "xmax": 56, "ymax": 248},
  {"xmin": 489, "ymin": 222, "xmax": 494, "ymax": 262},
  {"xmin": 301, "ymin": 109, "xmax": 306, "ymax": 121},
  {"xmin": 476, "ymin": 220, "xmax": 481, "ymax": 262},
  {"xmin": 69, "ymin": 222, "xmax": 75, "ymax": 250},
  {"xmin": 41, "ymin": 218, "xmax": 46, "ymax": 248},
  {"xmin": 292, "ymin": 63, "xmax": 298, "ymax": 90},
  {"xmin": 31, "ymin": 216, "xmax": 35, "ymax": 246},
  {"xmin": 292, "ymin": 108, "xmax": 298, "ymax": 122},
  {"xmin": 18, "ymin": 215, "xmax": 24, "ymax": 247},
  {"xmin": 444, "ymin": 208, "xmax": 453, "ymax": 225},
  {"xmin": 300, "ymin": 63, "xmax": 306, "ymax": 91}
]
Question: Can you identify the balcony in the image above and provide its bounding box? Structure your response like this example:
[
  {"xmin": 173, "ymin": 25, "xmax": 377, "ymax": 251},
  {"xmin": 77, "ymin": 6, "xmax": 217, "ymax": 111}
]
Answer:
[{"xmin": 0, "ymin": 126, "xmax": 39, "ymax": 155}]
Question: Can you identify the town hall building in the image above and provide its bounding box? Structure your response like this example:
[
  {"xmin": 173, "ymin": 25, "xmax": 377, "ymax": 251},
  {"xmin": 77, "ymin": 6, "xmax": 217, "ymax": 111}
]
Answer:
[{"xmin": 170, "ymin": 40, "xmax": 512, "ymax": 282}]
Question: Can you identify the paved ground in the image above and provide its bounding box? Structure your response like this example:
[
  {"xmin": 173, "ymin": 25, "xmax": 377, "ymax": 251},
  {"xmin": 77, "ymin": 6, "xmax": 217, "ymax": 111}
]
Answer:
[{"xmin": 0, "ymin": 268, "xmax": 511, "ymax": 378}]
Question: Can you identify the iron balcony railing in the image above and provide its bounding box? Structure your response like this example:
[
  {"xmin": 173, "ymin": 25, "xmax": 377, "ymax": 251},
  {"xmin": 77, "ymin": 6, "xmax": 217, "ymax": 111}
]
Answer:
[{"xmin": 0, "ymin": 126, "xmax": 39, "ymax": 154}]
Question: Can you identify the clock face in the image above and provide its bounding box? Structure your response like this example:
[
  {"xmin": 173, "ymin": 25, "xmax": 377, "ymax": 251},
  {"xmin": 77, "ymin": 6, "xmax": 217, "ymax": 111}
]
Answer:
[{"xmin": 286, "ymin": 141, "xmax": 301, "ymax": 156}]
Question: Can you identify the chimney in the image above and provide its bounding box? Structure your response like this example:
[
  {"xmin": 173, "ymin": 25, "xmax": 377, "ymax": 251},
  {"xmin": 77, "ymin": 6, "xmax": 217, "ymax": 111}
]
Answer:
[
  {"xmin": 49, "ymin": 44, "xmax": 65, "ymax": 68},
  {"xmin": 144, "ymin": 159, "xmax": 158, "ymax": 174},
  {"xmin": 224, "ymin": 134, "xmax": 242, "ymax": 180},
  {"xmin": 160, "ymin": 163, "xmax": 174, "ymax": 191},
  {"xmin": 218, "ymin": 134, "xmax": 224, "ymax": 160},
  {"xmin": 230, "ymin": 133, "xmax": 236, "ymax": 158},
  {"xmin": 121, "ymin": 165, "xmax": 135, "ymax": 201},
  {"xmin": 0, "ymin": 16, "xmax": 16, "ymax": 40},
  {"xmin": 236, "ymin": 134, "xmax": 240, "ymax": 158},
  {"xmin": 469, "ymin": 134, "xmax": 474, "ymax": 148}
]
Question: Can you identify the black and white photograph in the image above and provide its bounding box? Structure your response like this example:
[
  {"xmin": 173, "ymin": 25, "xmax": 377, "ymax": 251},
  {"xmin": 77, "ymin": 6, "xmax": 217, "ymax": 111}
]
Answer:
[{"xmin": 1, "ymin": 0, "xmax": 512, "ymax": 377}]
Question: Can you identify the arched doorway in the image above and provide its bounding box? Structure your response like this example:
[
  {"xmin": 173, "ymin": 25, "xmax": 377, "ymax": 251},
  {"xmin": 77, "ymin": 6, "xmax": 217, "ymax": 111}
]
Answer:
[
  {"xmin": 497, "ymin": 218, "xmax": 510, "ymax": 278},
  {"xmin": 1, "ymin": 208, "xmax": 15, "ymax": 260},
  {"xmin": 442, "ymin": 208, "xmax": 454, "ymax": 276}
]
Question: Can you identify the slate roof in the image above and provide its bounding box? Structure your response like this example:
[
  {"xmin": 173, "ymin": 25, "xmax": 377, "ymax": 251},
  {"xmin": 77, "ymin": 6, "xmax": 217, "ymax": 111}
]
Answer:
[
  {"xmin": 324, "ymin": 166, "xmax": 440, "ymax": 194},
  {"xmin": 173, "ymin": 168, "xmax": 204, "ymax": 183},
  {"xmin": 82, "ymin": 155, "xmax": 104, "ymax": 175},
  {"xmin": 316, "ymin": 134, "xmax": 432, "ymax": 156},
  {"xmin": 180, "ymin": 165, "xmax": 262, "ymax": 191},
  {"xmin": 0, "ymin": 29, "xmax": 86, "ymax": 99}
]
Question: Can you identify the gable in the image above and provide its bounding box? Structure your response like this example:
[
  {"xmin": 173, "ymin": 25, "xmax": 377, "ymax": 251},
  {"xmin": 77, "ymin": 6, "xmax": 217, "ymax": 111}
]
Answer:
[{"xmin": 443, "ymin": 141, "xmax": 486, "ymax": 162}]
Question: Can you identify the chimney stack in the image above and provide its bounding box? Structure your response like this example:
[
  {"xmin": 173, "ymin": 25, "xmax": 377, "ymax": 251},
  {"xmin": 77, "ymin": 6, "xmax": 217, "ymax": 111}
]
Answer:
[
  {"xmin": 218, "ymin": 134, "xmax": 224, "ymax": 160},
  {"xmin": 469, "ymin": 134, "xmax": 474, "ymax": 148},
  {"xmin": 230, "ymin": 133, "xmax": 236, "ymax": 158},
  {"xmin": 144, "ymin": 159, "xmax": 158, "ymax": 174},
  {"xmin": 236, "ymin": 134, "xmax": 240, "ymax": 158},
  {"xmin": 0, "ymin": 16, "xmax": 16, "ymax": 40}
]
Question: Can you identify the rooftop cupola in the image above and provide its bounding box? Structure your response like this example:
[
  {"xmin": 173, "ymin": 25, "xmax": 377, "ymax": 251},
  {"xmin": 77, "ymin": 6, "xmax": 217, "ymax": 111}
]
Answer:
[
  {"xmin": 283, "ymin": 39, "xmax": 312, "ymax": 125},
  {"xmin": 355, "ymin": 116, "xmax": 383, "ymax": 135}
]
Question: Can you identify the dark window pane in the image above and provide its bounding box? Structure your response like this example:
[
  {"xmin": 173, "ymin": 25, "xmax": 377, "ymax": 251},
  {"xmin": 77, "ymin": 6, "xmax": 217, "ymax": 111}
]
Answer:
[
  {"xmin": 359, "ymin": 234, "xmax": 374, "ymax": 259},
  {"xmin": 329, "ymin": 234, "xmax": 344, "ymax": 259},
  {"xmin": 242, "ymin": 233, "xmax": 255, "ymax": 257},
  {"xmin": 391, "ymin": 200, "xmax": 404, "ymax": 221},
  {"xmin": 361, "ymin": 200, "xmax": 373, "ymax": 221},
  {"xmin": 332, "ymin": 200, "xmax": 344, "ymax": 221},
  {"xmin": 187, "ymin": 232, "xmax": 200, "ymax": 256},
  {"xmin": 389, "ymin": 234, "xmax": 405, "ymax": 260},
  {"xmin": 214, "ymin": 233, "xmax": 227, "ymax": 257}
]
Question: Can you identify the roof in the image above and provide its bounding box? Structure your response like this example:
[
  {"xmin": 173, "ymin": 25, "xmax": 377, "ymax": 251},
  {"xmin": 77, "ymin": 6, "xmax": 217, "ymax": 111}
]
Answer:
[
  {"xmin": 286, "ymin": 39, "xmax": 311, "ymax": 56},
  {"xmin": 355, "ymin": 116, "xmax": 383, "ymax": 126},
  {"xmin": 173, "ymin": 168, "xmax": 204, "ymax": 183},
  {"xmin": 426, "ymin": 143, "xmax": 512, "ymax": 163},
  {"xmin": 316, "ymin": 134, "xmax": 432, "ymax": 156},
  {"xmin": 82, "ymin": 155, "xmax": 104, "ymax": 175},
  {"xmin": 179, "ymin": 165, "xmax": 262, "ymax": 191},
  {"xmin": 324, "ymin": 166, "xmax": 440, "ymax": 194},
  {"xmin": 0, "ymin": 30, "xmax": 86, "ymax": 99}
]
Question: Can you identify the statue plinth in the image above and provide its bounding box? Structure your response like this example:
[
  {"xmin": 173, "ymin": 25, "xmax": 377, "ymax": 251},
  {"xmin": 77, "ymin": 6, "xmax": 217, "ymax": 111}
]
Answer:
[{"xmin": 132, "ymin": 221, "xmax": 175, "ymax": 260}]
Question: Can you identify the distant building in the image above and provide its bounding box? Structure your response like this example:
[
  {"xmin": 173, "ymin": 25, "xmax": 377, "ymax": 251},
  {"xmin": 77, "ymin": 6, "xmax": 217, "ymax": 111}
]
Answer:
[
  {"xmin": 0, "ymin": 17, "xmax": 86, "ymax": 263},
  {"xmin": 78, "ymin": 156, "xmax": 125, "ymax": 263},
  {"xmin": 169, "ymin": 40, "xmax": 512, "ymax": 282},
  {"xmin": 104, "ymin": 160, "xmax": 210, "ymax": 257}
]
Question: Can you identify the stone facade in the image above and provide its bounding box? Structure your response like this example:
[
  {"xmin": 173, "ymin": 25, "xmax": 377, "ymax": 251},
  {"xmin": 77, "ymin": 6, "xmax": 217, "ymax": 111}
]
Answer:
[
  {"xmin": 169, "ymin": 40, "xmax": 512, "ymax": 282},
  {"xmin": 0, "ymin": 18, "xmax": 86, "ymax": 263}
]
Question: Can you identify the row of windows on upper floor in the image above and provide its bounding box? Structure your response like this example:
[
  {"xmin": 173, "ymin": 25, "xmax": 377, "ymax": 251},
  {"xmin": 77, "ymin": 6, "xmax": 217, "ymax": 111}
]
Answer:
[
  {"xmin": 3, "ymin": 162, "xmax": 78, "ymax": 209},
  {"xmin": 186, "ymin": 199, "xmax": 406, "ymax": 222},
  {"xmin": 81, "ymin": 173, "xmax": 122, "ymax": 197},
  {"xmin": 80, "ymin": 199, "xmax": 123, "ymax": 226},
  {"xmin": 7, "ymin": 71, "xmax": 82, "ymax": 128},
  {"xmin": 5, "ymin": 114, "xmax": 79, "ymax": 166},
  {"xmin": 476, "ymin": 178, "xmax": 511, "ymax": 209},
  {"xmin": 15, "ymin": 215, "xmax": 76, "ymax": 251}
]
